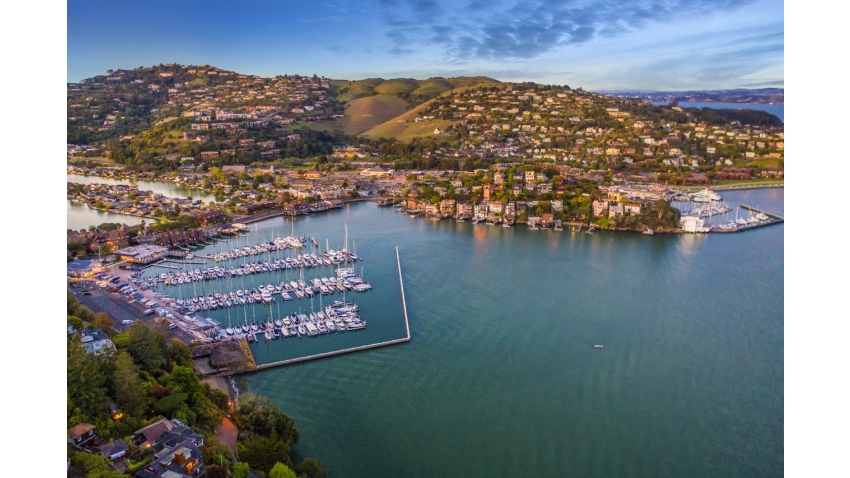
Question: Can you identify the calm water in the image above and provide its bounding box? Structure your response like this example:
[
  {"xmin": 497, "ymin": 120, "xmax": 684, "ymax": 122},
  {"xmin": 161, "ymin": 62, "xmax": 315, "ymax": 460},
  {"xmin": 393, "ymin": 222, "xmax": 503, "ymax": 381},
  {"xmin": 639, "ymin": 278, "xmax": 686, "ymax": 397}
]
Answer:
[
  {"xmin": 224, "ymin": 189, "xmax": 783, "ymax": 478},
  {"xmin": 67, "ymin": 200, "xmax": 147, "ymax": 231},
  {"xmin": 67, "ymin": 174, "xmax": 211, "ymax": 230},
  {"xmin": 652, "ymin": 101, "xmax": 784, "ymax": 123}
]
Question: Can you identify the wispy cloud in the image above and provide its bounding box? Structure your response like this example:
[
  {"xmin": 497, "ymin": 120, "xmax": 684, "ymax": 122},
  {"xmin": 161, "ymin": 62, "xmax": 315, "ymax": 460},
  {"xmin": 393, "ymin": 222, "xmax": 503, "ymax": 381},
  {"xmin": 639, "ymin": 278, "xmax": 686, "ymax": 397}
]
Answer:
[{"xmin": 379, "ymin": 0, "xmax": 758, "ymax": 61}]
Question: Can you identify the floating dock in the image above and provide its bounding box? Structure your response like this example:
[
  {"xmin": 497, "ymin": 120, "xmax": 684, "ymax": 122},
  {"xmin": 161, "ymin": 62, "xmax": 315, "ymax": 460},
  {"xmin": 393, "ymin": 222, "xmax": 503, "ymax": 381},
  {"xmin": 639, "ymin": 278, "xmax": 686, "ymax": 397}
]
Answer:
[{"xmin": 253, "ymin": 246, "xmax": 411, "ymax": 370}]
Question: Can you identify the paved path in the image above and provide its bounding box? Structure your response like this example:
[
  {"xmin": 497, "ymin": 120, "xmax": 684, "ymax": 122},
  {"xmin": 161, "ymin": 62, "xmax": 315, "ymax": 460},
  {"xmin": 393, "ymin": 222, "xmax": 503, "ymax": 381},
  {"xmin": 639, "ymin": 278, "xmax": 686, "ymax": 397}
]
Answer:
[{"xmin": 215, "ymin": 415, "xmax": 238, "ymax": 458}]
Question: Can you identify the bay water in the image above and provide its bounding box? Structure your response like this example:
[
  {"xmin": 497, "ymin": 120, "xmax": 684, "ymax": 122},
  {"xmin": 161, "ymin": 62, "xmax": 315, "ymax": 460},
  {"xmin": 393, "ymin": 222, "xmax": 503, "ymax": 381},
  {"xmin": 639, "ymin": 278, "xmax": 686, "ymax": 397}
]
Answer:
[
  {"xmin": 219, "ymin": 188, "xmax": 784, "ymax": 477},
  {"xmin": 652, "ymin": 101, "xmax": 784, "ymax": 123}
]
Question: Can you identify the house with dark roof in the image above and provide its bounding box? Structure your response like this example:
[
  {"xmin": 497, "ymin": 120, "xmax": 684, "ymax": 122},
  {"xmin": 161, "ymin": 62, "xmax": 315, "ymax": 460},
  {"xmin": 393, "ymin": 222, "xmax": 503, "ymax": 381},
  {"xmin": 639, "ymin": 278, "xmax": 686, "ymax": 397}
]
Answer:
[
  {"xmin": 132, "ymin": 418, "xmax": 204, "ymax": 451},
  {"xmin": 132, "ymin": 418, "xmax": 177, "ymax": 448},
  {"xmin": 135, "ymin": 438, "xmax": 204, "ymax": 477},
  {"xmin": 100, "ymin": 439, "xmax": 130, "ymax": 473},
  {"xmin": 68, "ymin": 423, "xmax": 97, "ymax": 448}
]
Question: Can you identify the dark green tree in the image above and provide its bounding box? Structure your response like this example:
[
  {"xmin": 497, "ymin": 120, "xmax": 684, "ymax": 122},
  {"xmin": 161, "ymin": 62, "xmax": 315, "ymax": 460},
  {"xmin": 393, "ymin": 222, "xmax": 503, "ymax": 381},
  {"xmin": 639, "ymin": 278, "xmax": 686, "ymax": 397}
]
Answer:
[
  {"xmin": 67, "ymin": 335, "xmax": 111, "ymax": 428},
  {"xmin": 295, "ymin": 458, "xmax": 328, "ymax": 478}
]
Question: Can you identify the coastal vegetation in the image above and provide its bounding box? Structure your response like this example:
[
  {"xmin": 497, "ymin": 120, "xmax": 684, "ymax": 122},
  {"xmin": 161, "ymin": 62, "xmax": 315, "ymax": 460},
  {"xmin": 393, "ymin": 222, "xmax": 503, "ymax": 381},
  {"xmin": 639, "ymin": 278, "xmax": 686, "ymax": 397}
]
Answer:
[{"xmin": 67, "ymin": 291, "xmax": 326, "ymax": 477}]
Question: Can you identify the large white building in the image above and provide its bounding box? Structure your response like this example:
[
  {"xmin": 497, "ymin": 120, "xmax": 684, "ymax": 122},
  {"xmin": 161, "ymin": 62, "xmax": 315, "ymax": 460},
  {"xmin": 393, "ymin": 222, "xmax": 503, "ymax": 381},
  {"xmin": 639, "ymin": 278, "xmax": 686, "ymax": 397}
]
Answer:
[{"xmin": 115, "ymin": 245, "xmax": 168, "ymax": 264}]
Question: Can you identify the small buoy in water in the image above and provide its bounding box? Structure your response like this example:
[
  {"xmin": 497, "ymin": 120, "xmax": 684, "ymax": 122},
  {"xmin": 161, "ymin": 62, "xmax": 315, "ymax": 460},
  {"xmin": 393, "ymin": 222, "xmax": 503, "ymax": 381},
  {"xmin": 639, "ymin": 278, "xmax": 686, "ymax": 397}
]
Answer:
[{"xmin": 594, "ymin": 345, "xmax": 604, "ymax": 348}]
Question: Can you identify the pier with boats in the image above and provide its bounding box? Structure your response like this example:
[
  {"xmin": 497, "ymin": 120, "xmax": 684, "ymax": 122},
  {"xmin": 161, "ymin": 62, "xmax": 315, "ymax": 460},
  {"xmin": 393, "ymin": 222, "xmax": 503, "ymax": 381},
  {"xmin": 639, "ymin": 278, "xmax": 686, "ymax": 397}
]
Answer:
[
  {"xmin": 101, "ymin": 220, "xmax": 412, "ymax": 371},
  {"xmin": 677, "ymin": 188, "xmax": 784, "ymax": 234}
]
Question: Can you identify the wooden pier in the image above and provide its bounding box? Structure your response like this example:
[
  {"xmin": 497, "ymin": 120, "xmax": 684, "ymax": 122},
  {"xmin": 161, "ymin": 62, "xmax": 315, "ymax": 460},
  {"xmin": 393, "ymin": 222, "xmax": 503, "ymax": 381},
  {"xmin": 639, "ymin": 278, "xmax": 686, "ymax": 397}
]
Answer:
[{"xmin": 253, "ymin": 246, "xmax": 411, "ymax": 371}]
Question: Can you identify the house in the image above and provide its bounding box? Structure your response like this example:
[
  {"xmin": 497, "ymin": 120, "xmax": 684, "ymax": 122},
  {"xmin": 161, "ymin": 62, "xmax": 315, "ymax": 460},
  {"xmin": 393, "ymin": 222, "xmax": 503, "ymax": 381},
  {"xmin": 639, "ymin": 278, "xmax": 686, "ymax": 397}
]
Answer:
[
  {"xmin": 304, "ymin": 170, "xmax": 324, "ymax": 179},
  {"xmin": 624, "ymin": 204, "xmax": 642, "ymax": 215},
  {"xmin": 80, "ymin": 329, "xmax": 115, "ymax": 356},
  {"xmin": 194, "ymin": 210, "xmax": 227, "ymax": 225},
  {"xmin": 524, "ymin": 171, "xmax": 536, "ymax": 182},
  {"xmin": 541, "ymin": 213, "xmax": 554, "ymax": 227},
  {"xmin": 440, "ymin": 199, "xmax": 456, "ymax": 215},
  {"xmin": 608, "ymin": 204, "xmax": 624, "ymax": 217},
  {"xmin": 68, "ymin": 423, "xmax": 97, "ymax": 448},
  {"xmin": 592, "ymin": 199, "xmax": 609, "ymax": 217},
  {"xmin": 135, "ymin": 438, "xmax": 204, "ymax": 477},
  {"xmin": 100, "ymin": 439, "xmax": 130, "ymax": 473},
  {"xmin": 132, "ymin": 418, "xmax": 178, "ymax": 449}
]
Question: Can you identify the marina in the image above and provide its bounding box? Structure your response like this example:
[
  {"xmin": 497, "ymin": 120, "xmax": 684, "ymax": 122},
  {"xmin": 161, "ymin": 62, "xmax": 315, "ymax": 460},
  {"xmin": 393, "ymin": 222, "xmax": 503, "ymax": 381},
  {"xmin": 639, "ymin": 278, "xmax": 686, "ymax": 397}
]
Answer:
[{"xmin": 96, "ymin": 212, "xmax": 409, "ymax": 367}]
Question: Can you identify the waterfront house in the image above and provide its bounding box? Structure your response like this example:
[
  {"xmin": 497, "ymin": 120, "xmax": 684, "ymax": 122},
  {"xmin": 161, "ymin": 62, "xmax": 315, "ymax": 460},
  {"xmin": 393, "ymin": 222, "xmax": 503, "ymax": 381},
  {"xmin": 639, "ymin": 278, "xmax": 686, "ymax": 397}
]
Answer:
[
  {"xmin": 68, "ymin": 423, "xmax": 97, "ymax": 448},
  {"xmin": 592, "ymin": 199, "xmax": 609, "ymax": 217},
  {"xmin": 609, "ymin": 204, "xmax": 624, "ymax": 217},
  {"xmin": 624, "ymin": 204, "xmax": 642, "ymax": 215}
]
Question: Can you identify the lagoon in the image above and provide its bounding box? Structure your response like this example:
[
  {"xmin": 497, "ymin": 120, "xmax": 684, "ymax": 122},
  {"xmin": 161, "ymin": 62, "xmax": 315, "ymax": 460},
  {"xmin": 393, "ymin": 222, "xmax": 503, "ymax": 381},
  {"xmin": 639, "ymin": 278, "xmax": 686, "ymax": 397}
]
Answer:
[{"xmin": 66, "ymin": 173, "xmax": 212, "ymax": 230}]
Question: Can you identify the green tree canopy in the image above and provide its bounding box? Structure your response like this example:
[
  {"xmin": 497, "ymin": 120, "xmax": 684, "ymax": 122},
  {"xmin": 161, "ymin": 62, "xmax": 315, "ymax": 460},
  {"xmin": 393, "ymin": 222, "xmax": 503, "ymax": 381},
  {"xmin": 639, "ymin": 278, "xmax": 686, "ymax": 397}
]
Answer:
[
  {"xmin": 237, "ymin": 432, "xmax": 291, "ymax": 474},
  {"xmin": 67, "ymin": 335, "xmax": 111, "ymax": 428},
  {"xmin": 127, "ymin": 321, "xmax": 168, "ymax": 375},
  {"xmin": 295, "ymin": 458, "xmax": 328, "ymax": 478},
  {"xmin": 270, "ymin": 462, "xmax": 298, "ymax": 478}
]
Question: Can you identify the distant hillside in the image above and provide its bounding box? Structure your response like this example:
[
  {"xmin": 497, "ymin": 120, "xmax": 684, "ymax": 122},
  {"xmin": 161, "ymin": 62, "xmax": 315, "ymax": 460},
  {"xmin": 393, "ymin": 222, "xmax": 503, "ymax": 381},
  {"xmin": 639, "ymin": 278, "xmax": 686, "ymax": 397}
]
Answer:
[{"xmin": 600, "ymin": 88, "xmax": 784, "ymax": 104}]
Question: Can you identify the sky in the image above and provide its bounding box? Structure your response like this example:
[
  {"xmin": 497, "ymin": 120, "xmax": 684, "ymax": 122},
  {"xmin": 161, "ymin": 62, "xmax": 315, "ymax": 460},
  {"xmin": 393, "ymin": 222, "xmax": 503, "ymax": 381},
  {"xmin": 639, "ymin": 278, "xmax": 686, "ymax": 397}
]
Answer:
[{"xmin": 67, "ymin": 0, "xmax": 783, "ymax": 91}]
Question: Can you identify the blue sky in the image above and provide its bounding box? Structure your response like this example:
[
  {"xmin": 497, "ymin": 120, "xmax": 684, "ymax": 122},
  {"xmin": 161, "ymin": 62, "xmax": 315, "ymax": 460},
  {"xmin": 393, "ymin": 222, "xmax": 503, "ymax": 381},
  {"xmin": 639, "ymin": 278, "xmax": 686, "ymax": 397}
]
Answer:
[{"xmin": 67, "ymin": 0, "xmax": 783, "ymax": 90}]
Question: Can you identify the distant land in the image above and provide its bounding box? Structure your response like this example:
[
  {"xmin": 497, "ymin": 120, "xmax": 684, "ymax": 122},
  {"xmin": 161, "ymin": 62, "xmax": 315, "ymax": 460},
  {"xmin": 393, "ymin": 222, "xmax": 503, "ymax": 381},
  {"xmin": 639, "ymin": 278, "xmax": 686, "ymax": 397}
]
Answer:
[{"xmin": 596, "ymin": 88, "xmax": 784, "ymax": 104}]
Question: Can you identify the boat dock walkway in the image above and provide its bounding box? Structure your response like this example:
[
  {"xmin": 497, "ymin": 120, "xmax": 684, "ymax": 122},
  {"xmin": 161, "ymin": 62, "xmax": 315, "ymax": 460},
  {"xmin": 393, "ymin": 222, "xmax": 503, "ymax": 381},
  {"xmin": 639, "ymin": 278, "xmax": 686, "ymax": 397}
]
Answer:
[
  {"xmin": 712, "ymin": 205, "xmax": 784, "ymax": 233},
  {"xmin": 254, "ymin": 246, "xmax": 411, "ymax": 371},
  {"xmin": 741, "ymin": 205, "xmax": 784, "ymax": 221}
]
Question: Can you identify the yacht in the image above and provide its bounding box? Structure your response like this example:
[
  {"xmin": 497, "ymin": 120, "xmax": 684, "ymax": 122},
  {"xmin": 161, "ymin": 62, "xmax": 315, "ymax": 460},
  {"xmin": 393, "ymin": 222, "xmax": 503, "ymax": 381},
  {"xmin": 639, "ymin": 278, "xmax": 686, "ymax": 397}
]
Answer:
[{"xmin": 691, "ymin": 188, "xmax": 722, "ymax": 203}]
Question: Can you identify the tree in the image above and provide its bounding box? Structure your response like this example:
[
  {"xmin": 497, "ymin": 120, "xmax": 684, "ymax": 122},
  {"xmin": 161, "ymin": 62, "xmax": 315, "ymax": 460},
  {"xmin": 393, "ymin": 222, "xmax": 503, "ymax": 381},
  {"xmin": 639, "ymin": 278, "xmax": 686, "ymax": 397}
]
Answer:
[
  {"xmin": 206, "ymin": 465, "xmax": 229, "ymax": 478},
  {"xmin": 69, "ymin": 451, "xmax": 125, "ymax": 478},
  {"xmin": 167, "ymin": 338, "xmax": 192, "ymax": 367},
  {"xmin": 127, "ymin": 321, "xmax": 167, "ymax": 375},
  {"xmin": 67, "ymin": 335, "xmax": 111, "ymax": 428},
  {"xmin": 94, "ymin": 312, "xmax": 116, "ymax": 336},
  {"xmin": 233, "ymin": 394, "xmax": 299, "ymax": 446},
  {"xmin": 270, "ymin": 462, "xmax": 298, "ymax": 478},
  {"xmin": 111, "ymin": 351, "xmax": 151, "ymax": 419},
  {"xmin": 231, "ymin": 462, "xmax": 251, "ymax": 478},
  {"xmin": 68, "ymin": 315, "xmax": 84, "ymax": 329},
  {"xmin": 238, "ymin": 432, "xmax": 291, "ymax": 474},
  {"xmin": 295, "ymin": 458, "xmax": 328, "ymax": 478}
]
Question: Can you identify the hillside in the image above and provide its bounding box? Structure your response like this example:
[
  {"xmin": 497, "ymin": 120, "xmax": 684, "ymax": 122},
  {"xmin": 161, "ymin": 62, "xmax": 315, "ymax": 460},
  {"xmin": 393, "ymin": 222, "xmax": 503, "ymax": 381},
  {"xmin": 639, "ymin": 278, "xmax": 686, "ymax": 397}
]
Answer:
[
  {"xmin": 313, "ymin": 94, "xmax": 410, "ymax": 135},
  {"xmin": 362, "ymin": 78, "xmax": 502, "ymax": 141},
  {"xmin": 316, "ymin": 76, "xmax": 500, "ymax": 136}
]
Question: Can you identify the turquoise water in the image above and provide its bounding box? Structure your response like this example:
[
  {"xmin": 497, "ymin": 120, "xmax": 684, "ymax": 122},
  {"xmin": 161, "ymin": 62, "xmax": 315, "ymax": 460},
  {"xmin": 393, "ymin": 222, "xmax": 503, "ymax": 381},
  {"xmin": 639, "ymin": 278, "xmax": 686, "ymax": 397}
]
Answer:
[
  {"xmin": 225, "ymin": 189, "xmax": 782, "ymax": 477},
  {"xmin": 652, "ymin": 101, "xmax": 784, "ymax": 123}
]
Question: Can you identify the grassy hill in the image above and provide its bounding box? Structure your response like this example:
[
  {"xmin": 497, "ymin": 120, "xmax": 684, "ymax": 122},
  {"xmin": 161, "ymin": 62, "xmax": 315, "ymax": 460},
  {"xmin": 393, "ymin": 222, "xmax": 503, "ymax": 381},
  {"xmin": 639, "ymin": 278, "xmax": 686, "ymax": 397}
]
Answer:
[
  {"xmin": 309, "ymin": 94, "xmax": 409, "ymax": 135},
  {"xmin": 317, "ymin": 76, "xmax": 501, "ymax": 137},
  {"xmin": 362, "ymin": 77, "xmax": 502, "ymax": 142}
]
